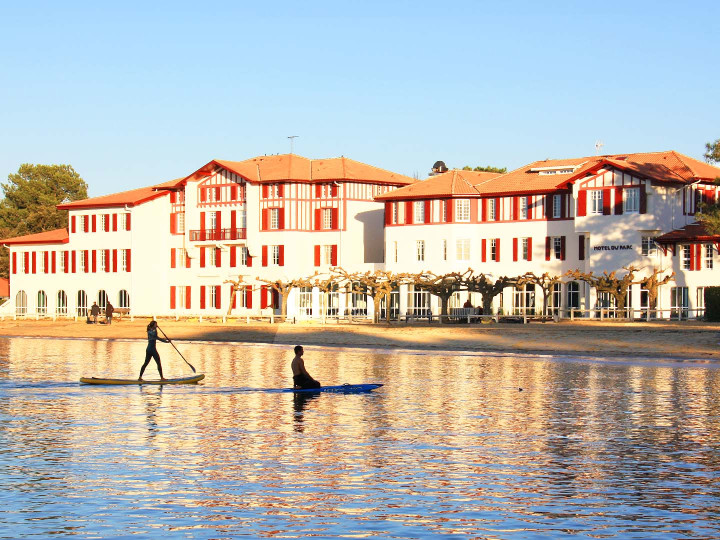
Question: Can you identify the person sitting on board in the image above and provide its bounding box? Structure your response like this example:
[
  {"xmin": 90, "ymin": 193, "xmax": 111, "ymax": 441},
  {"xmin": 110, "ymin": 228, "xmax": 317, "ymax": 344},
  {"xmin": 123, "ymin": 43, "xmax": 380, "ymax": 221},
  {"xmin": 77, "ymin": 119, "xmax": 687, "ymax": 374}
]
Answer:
[
  {"xmin": 90, "ymin": 302, "xmax": 100, "ymax": 324},
  {"xmin": 139, "ymin": 320, "xmax": 169, "ymax": 380},
  {"xmin": 291, "ymin": 345, "xmax": 321, "ymax": 389}
]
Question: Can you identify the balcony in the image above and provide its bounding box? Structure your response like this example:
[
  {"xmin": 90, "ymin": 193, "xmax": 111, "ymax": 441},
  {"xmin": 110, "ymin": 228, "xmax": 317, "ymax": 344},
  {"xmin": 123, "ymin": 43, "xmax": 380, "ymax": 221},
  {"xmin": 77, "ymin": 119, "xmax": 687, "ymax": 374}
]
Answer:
[{"xmin": 189, "ymin": 228, "xmax": 247, "ymax": 241}]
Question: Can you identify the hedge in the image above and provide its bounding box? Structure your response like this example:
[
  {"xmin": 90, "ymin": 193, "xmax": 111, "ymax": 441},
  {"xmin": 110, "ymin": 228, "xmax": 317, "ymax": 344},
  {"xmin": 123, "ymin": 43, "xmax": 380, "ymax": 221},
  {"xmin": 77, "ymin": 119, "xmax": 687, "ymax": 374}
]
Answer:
[{"xmin": 704, "ymin": 287, "xmax": 720, "ymax": 321}]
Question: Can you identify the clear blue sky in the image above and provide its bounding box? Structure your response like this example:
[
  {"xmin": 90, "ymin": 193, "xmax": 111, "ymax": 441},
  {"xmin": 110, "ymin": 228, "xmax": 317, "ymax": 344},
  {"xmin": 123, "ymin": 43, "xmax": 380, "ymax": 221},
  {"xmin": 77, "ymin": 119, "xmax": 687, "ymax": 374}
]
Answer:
[{"xmin": 1, "ymin": 1, "xmax": 718, "ymax": 196}]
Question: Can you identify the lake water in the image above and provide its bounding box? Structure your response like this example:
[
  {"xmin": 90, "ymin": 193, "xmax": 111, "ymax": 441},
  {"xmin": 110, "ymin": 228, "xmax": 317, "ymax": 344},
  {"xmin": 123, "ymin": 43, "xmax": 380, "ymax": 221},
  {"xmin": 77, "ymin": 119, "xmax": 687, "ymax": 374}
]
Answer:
[{"xmin": 1, "ymin": 336, "xmax": 719, "ymax": 539}]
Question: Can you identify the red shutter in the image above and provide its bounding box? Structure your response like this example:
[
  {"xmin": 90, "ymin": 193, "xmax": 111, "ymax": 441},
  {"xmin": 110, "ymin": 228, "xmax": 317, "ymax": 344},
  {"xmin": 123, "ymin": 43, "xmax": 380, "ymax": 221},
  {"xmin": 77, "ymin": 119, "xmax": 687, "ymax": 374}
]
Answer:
[
  {"xmin": 72, "ymin": 251, "xmax": 77, "ymax": 273},
  {"xmin": 315, "ymin": 184, "xmax": 321, "ymax": 198},
  {"xmin": 262, "ymin": 185, "xmax": 268, "ymax": 198},
  {"xmin": 71, "ymin": 216, "xmax": 76, "ymax": 233},
  {"xmin": 44, "ymin": 251, "xmax": 49, "ymax": 273},
  {"xmin": 278, "ymin": 184, "xmax": 284, "ymax": 198},
  {"xmin": 170, "ymin": 286, "xmax": 176, "ymax": 309},
  {"xmin": 481, "ymin": 199, "xmax": 487, "ymax": 221},
  {"xmin": 170, "ymin": 191, "xmax": 177, "ymax": 204},
  {"xmin": 545, "ymin": 237, "xmax": 551, "ymax": 261},
  {"xmin": 260, "ymin": 285, "xmax": 268, "ymax": 309},
  {"xmin": 64, "ymin": 250, "xmax": 69, "ymax": 272},
  {"xmin": 513, "ymin": 197, "xmax": 519, "ymax": 221},
  {"xmin": 314, "ymin": 208, "xmax": 321, "ymax": 230},
  {"xmin": 200, "ymin": 287, "xmax": 206, "ymax": 309},
  {"xmin": 332, "ymin": 208, "xmax": 339, "ymax": 229},
  {"xmin": 245, "ymin": 286, "xmax": 253, "ymax": 309},
  {"xmin": 481, "ymin": 239, "xmax": 487, "ymax": 262},
  {"xmin": 424, "ymin": 200, "xmax": 431, "ymax": 223},
  {"xmin": 406, "ymin": 201, "xmax": 413, "ymax": 224},
  {"xmin": 615, "ymin": 187, "xmax": 624, "ymax": 215},
  {"xmin": 279, "ymin": 208, "xmax": 285, "ymax": 230},
  {"xmin": 231, "ymin": 210, "xmax": 237, "ymax": 233},
  {"xmin": 697, "ymin": 244, "xmax": 703, "ymax": 270},
  {"xmin": 91, "ymin": 215, "xmax": 96, "ymax": 232},
  {"xmin": 215, "ymin": 187, "xmax": 220, "ymax": 201},
  {"xmin": 216, "ymin": 247, "xmax": 222, "ymax": 267},
  {"xmin": 331, "ymin": 183, "xmax": 338, "ymax": 197},
  {"xmin": 579, "ymin": 235, "xmax": 585, "ymax": 261},
  {"xmin": 689, "ymin": 243, "xmax": 696, "ymax": 271},
  {"xmin": 186, "ymin": 286, "xmax": 192, "ymax": 309},
  {"xmin": 83, "ymin": 216, "xmax": 89, "ymax": 233},
  {"xmin": 602, "ymin": 188, "xmax": 612, "ymax": 215},
  {"xmin": 170, "ymin": 213, "xmax": 177, "ymax": 234},
  {"xmin": 447, "ymin": 199, "xmax": 453, "ymax": 222},
  {"xmin": 26, "ymin": 252, "xmax": 31, "ymax": 273},
  {"xmin": 126, "ymin": 214, "xmax": 131, "ymax": 231},
  {"xmin": 545, "ymin": 195, "xmax": 552, "ymax": 219},
  {"xmin": 12, "ymin": 252, "xmax": 16, "ymax": 274},
  {"xmin": 216, "ymin": 212, "xmax": 222, "ymax": 232},
  {"xmin": 112, "ymin": 250, "xmax": 117, "ymax": 272},
  {"xmin": 527, "ymin": 238, "xmax": 533, "ymax": 261},
  {"xmin": 513, "ymin": 238, "xmax": 518, "ymax": 261},
  {"xmin": 112, "ymin": 214, "xmax": 118, "ymax": 231},
  {"xmin": 470, "ymin": 199, "xmax": 478, "ymax": 223},
  {"xmin": 314, "ymin": 245, "xmax": 321, "ymax": 266},
  {"xmin": 331, "ymin": 245, "xmax": 338, "ymax": 266},
  {"xmin": 91, "ymin": 250, "xmax": 97, "ymax": 272},
  {"xmin": 51, "ymin": 251, "xmax": 56, "ymax": 273},
  {"xmin": 496, "ymin": 239, "xmax": 501, "ymax": 262},
  {"xmin": 247, "ymin": 252, "xmax": 253, "ymax": 267},
  {"xmin": 126, "ymin": 250, "xmax": 131, "ymax": 271},
  {"xmin": 560, "ymin": 236, "xmax": 566, "ymax": 260},
  {"xmin": 231, "ymin": 285, "xmax": 237, "ymax": 309},
  {"xmin": 639, "ymin": 184, "xmax": 647, "ymax": 214},
  {"xmin": 560, "ymin": 195, "xmax": 567, "ymax": 219},
  {"xmin": 104, "ymin": 214, "xmax": 110, "ymax": 231},
  {"xmin": 385, "ymin": 202, "xmax": 391, "ymax": 225},
  {"xmin": 278, "ymin": 245, "xmax": 284, "ymax": 266},
  {"xmin": 201, "ymin": 187, "xmax": 207, "ymax": 202},
  {"xmin": 577, "ymin": 190, "xmax": 587, "ymax": 217},
  {"xmin": 186, "ymin": 251, "xmax": 191, "ymax": 268},
  {"xmin": 262, "ymin": 209, "xmax": 269, "ymax": 231},
  {"xmin": 170, "ymin": 248, "xmax": 176, "ymax": 268},
  {"xmin": 231, "ymin": 184, "xmax": 238, "ymax": 200},
  {"xmin": 215, "ymin": 285, "xmax": 221, "ymax": 309},
  {"xmin": 199, "ymin": 212, "xmax": 205, "ymax": 238},
  {"xmin": 83, "ymin": 250, "xmax": 89, "ymax": 273},
  {"xmin": 200, "ymin": 247, "xmax": 206, "ymax": 268},
  {"xmin": 230, "ymin": 246, "xmax": 237, "ymax": 267},
  {"xmin": 262, "ymin": 245, "xmax": 268, "ymax": 266}
]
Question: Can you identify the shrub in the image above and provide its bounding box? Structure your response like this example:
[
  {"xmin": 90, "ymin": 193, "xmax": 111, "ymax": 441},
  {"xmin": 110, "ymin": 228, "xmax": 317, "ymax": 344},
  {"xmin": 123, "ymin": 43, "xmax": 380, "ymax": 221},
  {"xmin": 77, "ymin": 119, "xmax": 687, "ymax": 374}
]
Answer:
[{"xmin": 704, "ymin": 287, "xmax": 720, "ymax": 321}]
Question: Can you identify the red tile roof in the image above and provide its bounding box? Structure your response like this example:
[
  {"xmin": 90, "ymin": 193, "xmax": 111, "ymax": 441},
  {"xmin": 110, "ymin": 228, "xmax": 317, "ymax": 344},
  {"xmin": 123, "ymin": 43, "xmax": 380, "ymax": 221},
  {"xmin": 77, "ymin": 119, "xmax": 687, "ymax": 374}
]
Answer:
[
  {"xmin": 57, "ymin": 183, "xmax": 176, "ymax": 210},
  {"xmin": 1, "ymin": 228, "xmax": 69, "ymax": 245},
  {"xmin": 376, "ymin": 170, "xmax": 500, "ymax": 200},
  {"xmin": 655, "ymin": 222, "xmax": 720, "ymax": 244},
  {"xmin": 178, "ymin": 154, "xmax": 416, "ymax": 186}
]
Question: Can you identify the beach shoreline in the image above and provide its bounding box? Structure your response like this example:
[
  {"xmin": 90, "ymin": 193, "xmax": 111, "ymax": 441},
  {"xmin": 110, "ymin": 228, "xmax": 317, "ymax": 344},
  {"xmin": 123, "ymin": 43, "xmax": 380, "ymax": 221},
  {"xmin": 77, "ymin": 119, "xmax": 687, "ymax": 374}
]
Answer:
[{"xmin": 1, "ymin": 317, "xmax": 718, "ymax": 362}]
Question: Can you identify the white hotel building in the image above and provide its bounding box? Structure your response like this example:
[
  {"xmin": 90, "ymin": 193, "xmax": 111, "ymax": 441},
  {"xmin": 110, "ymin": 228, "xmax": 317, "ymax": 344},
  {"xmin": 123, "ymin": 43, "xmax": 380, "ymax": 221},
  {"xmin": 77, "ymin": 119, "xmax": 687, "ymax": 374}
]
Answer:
[{"xmin": 2, "ymin": 150, "xmax": 720, "ymax": 320}]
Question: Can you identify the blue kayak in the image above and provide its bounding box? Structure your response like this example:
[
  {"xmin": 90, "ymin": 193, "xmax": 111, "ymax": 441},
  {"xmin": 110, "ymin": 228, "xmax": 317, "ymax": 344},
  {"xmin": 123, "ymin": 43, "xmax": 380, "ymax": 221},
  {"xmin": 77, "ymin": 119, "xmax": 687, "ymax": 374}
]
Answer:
[{"xmin": 281, "ymin": 383, "xmax": 383, "ymax": 394}]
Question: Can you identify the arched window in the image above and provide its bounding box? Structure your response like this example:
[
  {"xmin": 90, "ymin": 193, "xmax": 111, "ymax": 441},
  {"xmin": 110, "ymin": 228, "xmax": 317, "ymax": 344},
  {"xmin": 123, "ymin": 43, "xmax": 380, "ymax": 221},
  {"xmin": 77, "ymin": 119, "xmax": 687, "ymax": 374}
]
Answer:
[
  {"xmin": 118, "ymin": 290, "xmax": 130, "ymax": 310},
  {"xmin": 15, "ymin": 290, "xmax": 28, "ymax": 316},
  {"xmin": 77, "ymin": 290, "xmax": 88, "ymax": 316},
  {"xmin": 97, "ymin": 290, "xmax": 107, "ymax": 310},
  {"xmin": 56, "ymin": 290, "xmax": 68, "ymax": 315},
  {"xmin": 37, "ymin": 290, "xmax": 47, "ymax": 315}
]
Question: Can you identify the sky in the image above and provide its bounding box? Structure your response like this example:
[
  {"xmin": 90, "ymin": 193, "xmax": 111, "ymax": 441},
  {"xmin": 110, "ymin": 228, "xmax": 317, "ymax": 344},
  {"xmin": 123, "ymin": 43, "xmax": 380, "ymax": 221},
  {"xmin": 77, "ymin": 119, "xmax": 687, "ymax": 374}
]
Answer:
[{"xmin": 1, "ymin": 1, "xmax": 718, "ymax": 197}]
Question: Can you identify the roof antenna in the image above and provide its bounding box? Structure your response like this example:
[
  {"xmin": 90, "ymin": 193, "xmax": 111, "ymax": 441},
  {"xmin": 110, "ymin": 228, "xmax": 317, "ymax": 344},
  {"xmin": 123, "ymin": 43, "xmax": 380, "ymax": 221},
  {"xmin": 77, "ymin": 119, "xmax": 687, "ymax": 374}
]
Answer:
[
  {"xmin": 595, "ymin": 141, "xmax": 604, "ymax": 155},
  {"xmin": 288, "ymin": 135, "xmax": 298, "ymax": 154}
]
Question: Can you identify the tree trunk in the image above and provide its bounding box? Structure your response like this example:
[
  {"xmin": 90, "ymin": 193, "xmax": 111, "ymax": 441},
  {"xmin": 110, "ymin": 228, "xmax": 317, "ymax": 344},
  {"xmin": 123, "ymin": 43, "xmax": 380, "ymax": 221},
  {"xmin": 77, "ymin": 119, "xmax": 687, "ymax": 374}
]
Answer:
[
  {"xmin": 440, "ymin": 295, "xmax": 450, "ymax": 323},
  {"xmin": 227, "ymin": 287, "xmax": 236, "ymax": 317},
  {"xmin": 281, "ymin": 290, "xmax": 290, "ymax": 320},
  {"xmin": 482, "ymin": 294, "xmax": 493, "ymax": 315}
]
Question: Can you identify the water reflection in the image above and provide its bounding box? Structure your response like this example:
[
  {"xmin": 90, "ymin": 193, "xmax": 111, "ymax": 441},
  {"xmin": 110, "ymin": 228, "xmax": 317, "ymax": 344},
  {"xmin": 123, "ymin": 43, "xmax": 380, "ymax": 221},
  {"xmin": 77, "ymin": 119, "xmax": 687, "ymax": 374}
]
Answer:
[{"xmin": 0, "ymin": 337, "xmax": 719, "ymax": 538}]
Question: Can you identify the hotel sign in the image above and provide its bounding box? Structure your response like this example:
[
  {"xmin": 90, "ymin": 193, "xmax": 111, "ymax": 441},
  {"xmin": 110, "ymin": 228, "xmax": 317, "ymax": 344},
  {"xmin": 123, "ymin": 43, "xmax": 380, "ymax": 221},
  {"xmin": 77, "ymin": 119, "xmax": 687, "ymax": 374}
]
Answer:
[{"xmin": 593, "ymin": 244, "xmax": 633, "ymax": 251}]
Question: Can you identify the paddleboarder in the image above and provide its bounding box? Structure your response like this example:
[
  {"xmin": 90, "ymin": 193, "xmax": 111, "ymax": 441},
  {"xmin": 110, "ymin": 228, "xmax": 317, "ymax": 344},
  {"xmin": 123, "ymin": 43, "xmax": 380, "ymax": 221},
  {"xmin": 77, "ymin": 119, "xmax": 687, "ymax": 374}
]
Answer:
[
  {"xmin": 291, "ymin": 345, "xmax": 321, "ymax": 389},
  {"xmin": 139, "ymin": 320, "xmax": 169, "ymax": 380}
]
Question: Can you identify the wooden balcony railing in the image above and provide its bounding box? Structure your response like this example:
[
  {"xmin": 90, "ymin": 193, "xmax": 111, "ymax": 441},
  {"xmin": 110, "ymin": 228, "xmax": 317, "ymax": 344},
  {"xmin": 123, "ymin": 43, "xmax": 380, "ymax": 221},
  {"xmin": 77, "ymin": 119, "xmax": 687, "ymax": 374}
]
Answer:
[{"xmin": 189, "ymin": 228, "xmax": 247, "ymax": 241}]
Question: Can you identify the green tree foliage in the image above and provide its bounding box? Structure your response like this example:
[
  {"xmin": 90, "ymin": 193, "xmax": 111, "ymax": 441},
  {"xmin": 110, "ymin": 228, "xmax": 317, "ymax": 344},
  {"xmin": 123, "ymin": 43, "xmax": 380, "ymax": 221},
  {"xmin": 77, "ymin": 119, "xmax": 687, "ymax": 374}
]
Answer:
[
  {"xmin": 0, "ymin": 164, "xmax": 88, "ymax": 277},
  {"xmin": 461, "ymin": 165, "xmax": 507, "ymax": 174},
  {"xmin": 704, "ymin": 287, "xmax": 720, "ymax": 321},
  {"xmin": 705, "ymin": 139, "xmax": 720, "ymax": 164}
]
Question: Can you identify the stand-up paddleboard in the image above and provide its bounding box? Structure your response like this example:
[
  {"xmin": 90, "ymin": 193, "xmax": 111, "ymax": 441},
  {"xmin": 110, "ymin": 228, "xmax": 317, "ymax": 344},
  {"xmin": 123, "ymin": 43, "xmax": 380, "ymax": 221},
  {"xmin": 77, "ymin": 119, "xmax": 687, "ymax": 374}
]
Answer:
[
  {"xmin": 80, "ymin": 374, "xmax": 205, "ymax": 385},
  {"xmin": 280, "ymin": 383, "xmax": 383, "ymax": 394}
]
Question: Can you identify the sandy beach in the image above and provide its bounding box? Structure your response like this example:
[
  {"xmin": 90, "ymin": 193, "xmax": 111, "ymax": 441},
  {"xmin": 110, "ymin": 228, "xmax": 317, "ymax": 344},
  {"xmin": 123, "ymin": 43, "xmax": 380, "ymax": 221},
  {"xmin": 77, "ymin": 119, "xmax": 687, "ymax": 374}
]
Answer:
[{"xmin": 1, "ymin": 317, "xmax": 718, "ymax": 361}]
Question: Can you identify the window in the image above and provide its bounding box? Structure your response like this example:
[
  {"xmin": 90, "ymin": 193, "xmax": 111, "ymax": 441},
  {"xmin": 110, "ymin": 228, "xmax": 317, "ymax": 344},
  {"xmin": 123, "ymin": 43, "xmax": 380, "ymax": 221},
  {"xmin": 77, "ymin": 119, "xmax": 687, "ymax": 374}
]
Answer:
[
  {"xmin": 77, "ymin": 290, "xmax": 88, "ymax": 317},
  {"xmin": 567, "ymin": 281, "xmax": 580, "ymax": 311},
  {"xmin": 16, "ymin": 290, "xmax": 28, "ymax": 316},
  {"xmin": 553, "ymin": 237, "xmax": 563, "ymax": 260},
  {"xmin": 56, "ymin": 290, "xmax": 68, "ymax": 315},
  {"xmin": 100, "ymin": 214, "xmax": 106, "ymax": 231},
  {"xmin": 441, "ymin": 200, "xmax": 448, "ymax": 222},
  {"xmin": 393, "ymin": 241, "xmax": 398, "ymax": 263},
  {"xmin": 641, "ymin": 236, "xmax": 657, "ymax": 256},
  {"xmin": 392, "ymin": 203, "xmax": 399, "ymax": 224},
  {"xmin": 37, "ymin": 290, "xmax": 47, "ymax": 315},
  {"xmin": 553, "ymin": 195, "xmax": 562, "ymax": 218},
  {"xmin": 416, "ymin": 240, "xmax": 425, "ymax": 262},
  {"xmin": 322, "ymin": 208, "xmax": 333, "ymax": 229},
  {"xmin": 121, "ymin": 213, "xmax": 128, "ymax": 230},
  {"xmin": 209, "ymin": 247, "xmax": 218, "ymax": 267},
  {"xmin": 122, "ymin": 249, "xmax": 129, "ymax": 271},
  {"xmin": 670, "ymin": 286, "xmax": 689, "ymax": 318},
  {"xmin": 490, "ymin": 239, "xmax": 498, "ymax": 261},
  {"xmin": 19, "ymin": 253, "xmax": 25, "ymax": 273},
  {"xmin": 488, "ymin": 199, "xmax": 496, "ymax": 221},
  {"xmin": 591, "ymin": 190, "xmax": 603, "ymax": 214},
  {"xmin": 697, "ymin": 287, "xmax": 705, "ymax": 312},
  {"xmin": 297, "ymin": 287, "xmax": 313, "ymax": 318},
  {"xmin": 323, "ymin": 245, "xmax": 333, "ymax": 265},
  {"xmin": 513, "ymin": 284, "xmax": 535, "ymax": 315},
  {"xmin": 209, "ymin": 211, "xmax": 218, "ymax": 230},
  {"xmin": 210, "ymin": 285, "xmax": 218, "ymax": 309},
  {"xmin": 177, "ymin": 212, "xmax": 185, "ymax": 233},
  {"xmin": 522, "ymin": 238, "xmax": 530, "ymax": 261},
  {"xmin": 97, "ymin": 290, "xmax": 107, "ymax": 310},
  {"xmin": 81, "ymin": 251, "xmax": 87, "ymax": 273},
  {"xmin": 624, "ymin": 188, "xmax": 639, "ymax": 213},
  {"xmin": 550, "ymin": 283, "xmax": 562, "ymax": 316},
  {"xmin": 118, "ymin": 290, "xmax": 130, "ymax": 310},
  {"xmin": 60, "ymin": 251, "xmax": 66, "ymax": 272},
  {"xmin": 456, "ymin": 239, "xmax": 470, "ymax": 261},
  {"xmin": 442, "ymin": 239, "xmax": 447, "ymax": 261},
  {"xmin": 705, "ymin": 243, "xmax": 714, "ymax": 269},
  {"xmin": 270, "ymin": 208, "xmax": 279, "ymax": 229},
  {"xmin": 272, "ymin": 245, "xmax": 281, "ymax": 265},
  {"xmin": 407, "ymin": 285, "xmax": 431, "ymax": 317},
  {"xmin": 682, "ymin": 245, "xmax": 691, "ymax": 270},
  {"xmin": 414, "ymin": 201, "xmax": 425, "ymax": 223},
  {"xmin": 520, "ymin": 197, "xmax": 528, "ymax": 220},
  {"xmin": 39, "ymin": 253, "xmax": 46, "ymax": 273},
  {"xmin": 80, "ymin": 215, "xmax": 87, "ymax": 232},
  {"xmin": 241, "ymin": 247, "xmax": 249, "ymax": 266},
  {"xmin": 456, "ymin": 199, "xmax": 470, "ymax": 222}
]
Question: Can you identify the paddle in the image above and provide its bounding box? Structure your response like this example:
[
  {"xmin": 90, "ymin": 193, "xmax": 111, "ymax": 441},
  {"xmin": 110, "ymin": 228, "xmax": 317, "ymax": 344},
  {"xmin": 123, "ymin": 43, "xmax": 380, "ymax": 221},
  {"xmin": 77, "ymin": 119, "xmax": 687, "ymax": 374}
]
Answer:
[{"xmin": 157, "ymin": 326, "xmax": 196, "ymax": 373}]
